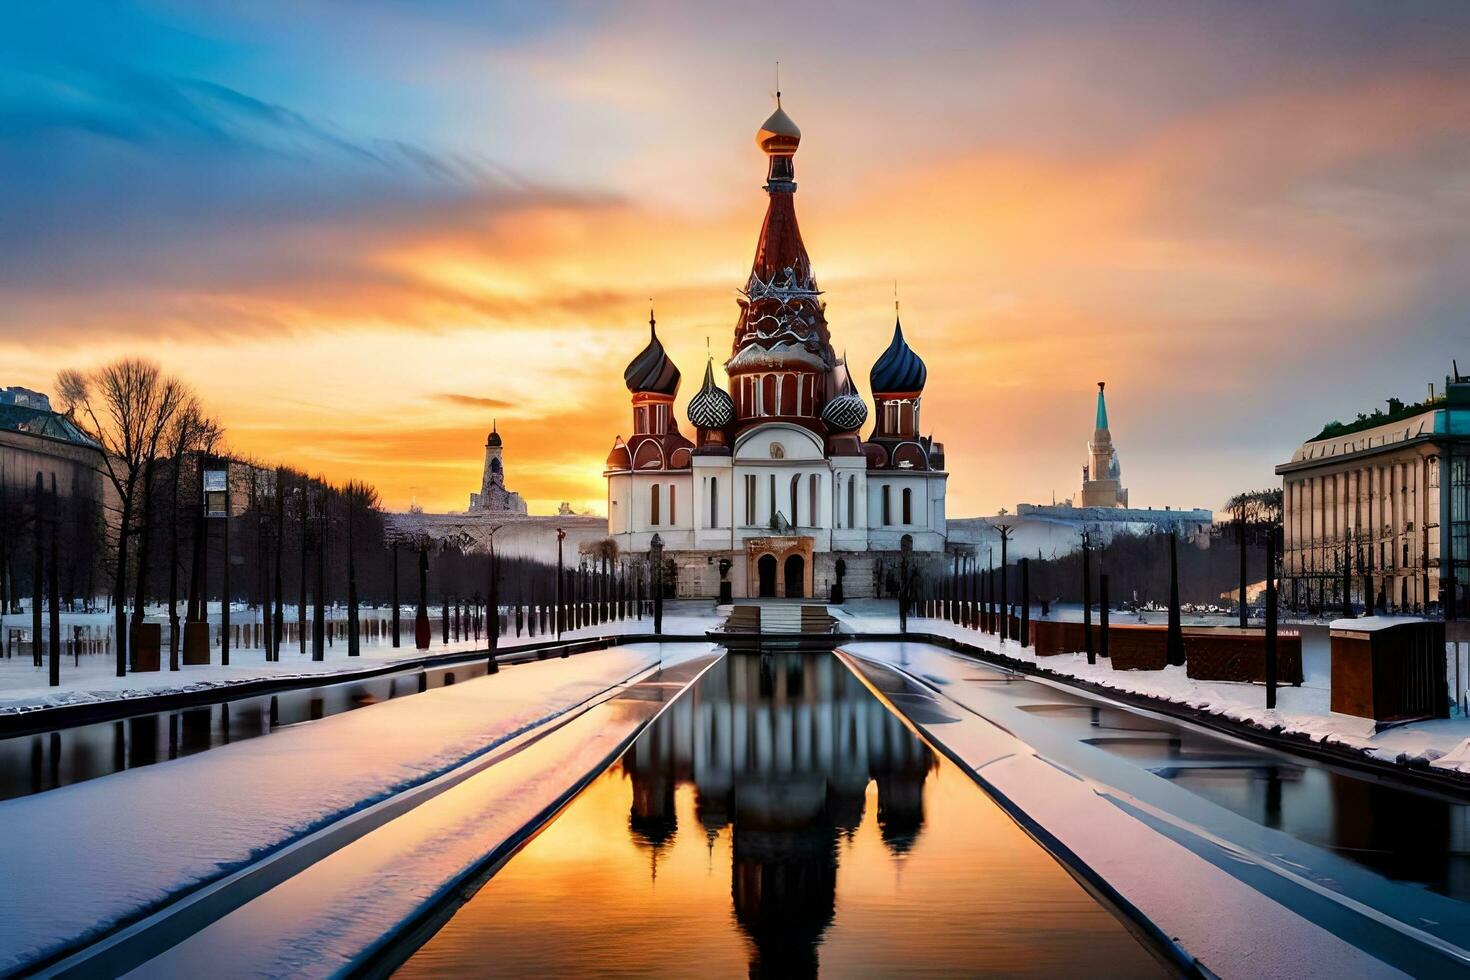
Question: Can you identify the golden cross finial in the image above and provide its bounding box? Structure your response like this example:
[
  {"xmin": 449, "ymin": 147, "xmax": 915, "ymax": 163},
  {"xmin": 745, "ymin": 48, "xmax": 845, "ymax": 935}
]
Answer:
[{"xmin": 775, "ymin": 61, "xmax": 781, "ymax": 106}]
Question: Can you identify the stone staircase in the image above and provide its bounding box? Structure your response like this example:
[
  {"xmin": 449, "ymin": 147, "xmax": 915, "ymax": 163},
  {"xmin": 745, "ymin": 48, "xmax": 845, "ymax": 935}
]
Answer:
[{"xmin": 721, "ymin": 603, "xmax": 836, "ymax": 636}]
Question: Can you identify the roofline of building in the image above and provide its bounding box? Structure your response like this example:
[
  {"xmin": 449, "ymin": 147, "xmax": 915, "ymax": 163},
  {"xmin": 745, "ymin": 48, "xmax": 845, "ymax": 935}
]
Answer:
[{"xmin": 1274, "ymin": 431, "xmax": 1467, "ymax": 475}]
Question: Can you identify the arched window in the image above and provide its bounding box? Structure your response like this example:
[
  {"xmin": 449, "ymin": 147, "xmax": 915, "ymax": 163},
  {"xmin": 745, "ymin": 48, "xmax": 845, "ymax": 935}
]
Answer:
[
  {"xmin": 882, "ymin": 485, "xmax": 892, "ymax": 526},
  {"xmin": 790, "ymin": 474, "xmax": 801, "ymax": 526},
  {"xmin": 669, "ymin": 484, "xmax": 676, "ymax": 525},
  {"xmin": 709, "ymin": 478, "xmax": 719, "ymax": 528},
  {"xmin": 902, "ymin": 487, "xmax": 913, "ymax": 524},
  {"xmin": 847, "ymin": 477, "xmax": 856, "ymax": 528},
  {"xmin": 809, "ymin": 474, "xmax": 819, "ymax": 526},
  {"xmin": 650, "ymin": 484, "xmax": 660, "ymax": 525}
]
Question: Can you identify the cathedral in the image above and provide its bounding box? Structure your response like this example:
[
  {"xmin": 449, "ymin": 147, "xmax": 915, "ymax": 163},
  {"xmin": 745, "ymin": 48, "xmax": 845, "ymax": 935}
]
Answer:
[{"xmin": 605, "ymin": 99, "xmax": 948, "ymax": 599}]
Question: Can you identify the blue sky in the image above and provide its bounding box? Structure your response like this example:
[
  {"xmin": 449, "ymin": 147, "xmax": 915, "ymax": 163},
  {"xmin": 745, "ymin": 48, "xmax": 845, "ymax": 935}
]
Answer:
[{"xmin": 3, "ymin": 1, "xmax": 1468, "ymax": 513}]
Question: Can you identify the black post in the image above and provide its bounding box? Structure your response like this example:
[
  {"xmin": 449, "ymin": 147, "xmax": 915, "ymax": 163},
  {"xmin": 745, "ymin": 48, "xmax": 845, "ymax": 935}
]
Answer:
[
  {"xmin": 899, "ymin": 537, "xmax": 912, "ymax": 634},
  {"xmin": 1166, "ymin": 531, "xmax": 1184, "ymax": 667},
  {"xmin": 1238, "ymin": 510, "xmax": 1248, "ymax": 629},
  {"xmin": 949, "ymin": 552, "xmax": 960, "ymax": 624},
  {"xmin": 1341, "ymin": 549, "xmax": 1354, "ymax": 619},
  {"xmin": 32, "ymin": 474, "xmax": 43, "ymax": 669},
  {"xmin": 391, "ymin": 540, "xmax": 401, "ymax": 647},
  {"xmin": 312, "ymin": 494, "xmax": 325, "ymax": 662},
  {"xmin": 1099, "ymin": 572, "xmax": 1109, "ymax": 661},
  {"xmin": 47, "ymin": 475, "xmax": 60, "ymax": 685},
  {"xmin": 997, "ymin": 525, "xmax": 1011, "ymax": 642},
  {"xmin": 1082, "ymin": 533, "xmax": 1093, "ymax": 664},
  {"xmin": 651, "ymin": 533, "xmax": 664, "ymax": 634},
  {"xmin": 1020, "ymin": 557, "xmax": 1031, "ymax": 647},
  {"xmin": 221, "ymin": 469, "xmax": 230, "ymax": 666},
  {"xmin": 347, "ymin": 498, "xmax": 359, "ymax": 658},
  {"xmin": 272, "ymin": 470, "xmax": 284, "ymax": 661},
  {"xmin": 1266, "ymin": 531, "xmax": 1278, "ymax": 710},
  {"xmin": 487, "ymin": 541, "xmax": 500, "ymax": 672},
  {"xmin": 415, "ymin": 543, "xmax": 429, "ymax": 650},
  {"xmin": 555, "ymin": 528, "xmax": 565, "ymax": 639}
]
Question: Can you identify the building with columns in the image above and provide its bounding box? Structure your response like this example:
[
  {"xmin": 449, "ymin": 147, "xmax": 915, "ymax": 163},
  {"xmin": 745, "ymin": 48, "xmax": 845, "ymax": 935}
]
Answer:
[
  {"xmin": 1275, "ymin": 371, "xmax": 1470, "ymax": 614},
  {"xmin": 604, "ymin": 98, "xmax": 948, "ymax": 599}
]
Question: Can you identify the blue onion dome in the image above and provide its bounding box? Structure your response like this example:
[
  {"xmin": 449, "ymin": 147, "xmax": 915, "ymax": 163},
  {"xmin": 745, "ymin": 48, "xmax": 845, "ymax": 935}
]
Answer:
[
  {"xmin": 869, "ymin": 317, "xmax": 926, "ymax": 395},
  {"xmin": 687, "ymin": 358, "xmax": 734, "ymax": 429},
  {"xmin": 822, "ymin": 358, "xmax": 868, "ymax": 432},
  {"xmin": 624, "ymin": 312, "xmax": 681, "ymax": 396}
]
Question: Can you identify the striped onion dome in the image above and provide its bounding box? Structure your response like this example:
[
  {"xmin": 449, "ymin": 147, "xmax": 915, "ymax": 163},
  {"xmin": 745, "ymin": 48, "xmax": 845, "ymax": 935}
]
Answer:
[
  {"xmin": 822, "ymin": 361, "xmax": 868, "ymax": 432},
  {"xmin": 624, "ymin": 312, "xmax": 681, "ymax": 396},
  {"xmin": 869, "ymin": 317, "xmax": 927, "ymax": 395},
  {"xmin": 686, "ymin": 358, "xmax": 734, "ymax": 429}
]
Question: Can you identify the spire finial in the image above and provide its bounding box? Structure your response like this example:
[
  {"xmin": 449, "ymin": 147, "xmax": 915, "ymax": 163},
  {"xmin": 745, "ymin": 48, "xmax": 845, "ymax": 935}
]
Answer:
[
  {"xmin": 894, "ymin": 279, "xmax": 900, "ymax": 314},
  {"xmin": 775, "ymin": 61, "xmax": 781, "ymax": 107},
  {"xmin": 492, "ymin": 418, "xmax": 497, "ymax": 433},
  {"xmin": 649, "ymin": 299, "xmax": 656, "ymax": 336}
]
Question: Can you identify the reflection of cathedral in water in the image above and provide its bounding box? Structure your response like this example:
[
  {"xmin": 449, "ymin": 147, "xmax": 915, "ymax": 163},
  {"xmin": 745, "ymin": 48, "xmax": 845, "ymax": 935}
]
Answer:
[{"xmin": 622, "ymin": 654, "xmax": 936, "ymax": 977}]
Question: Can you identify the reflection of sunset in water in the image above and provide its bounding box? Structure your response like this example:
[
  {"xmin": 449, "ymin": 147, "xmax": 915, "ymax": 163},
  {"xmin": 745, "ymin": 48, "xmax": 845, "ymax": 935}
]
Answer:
[{"xmin": 399, "ymin": 655, "xmax": 1165, "ymax": 977}]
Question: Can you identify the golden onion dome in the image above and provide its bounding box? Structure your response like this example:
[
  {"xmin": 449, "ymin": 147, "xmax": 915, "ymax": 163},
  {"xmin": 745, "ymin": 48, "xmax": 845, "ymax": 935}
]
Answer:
[{"xmin": 756, "ymin": 103, "xmax": 801, "ymax": 155}]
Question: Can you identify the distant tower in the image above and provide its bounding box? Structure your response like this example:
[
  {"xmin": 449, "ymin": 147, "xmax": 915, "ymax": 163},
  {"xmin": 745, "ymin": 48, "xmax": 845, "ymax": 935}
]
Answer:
[
  {"xmin": 468, "ymin": 420, "xmax": 528, "ymax": 514},
  {"xmin": 1079, "ymin": 382, "xmax": 1127, "ymax": 507}
]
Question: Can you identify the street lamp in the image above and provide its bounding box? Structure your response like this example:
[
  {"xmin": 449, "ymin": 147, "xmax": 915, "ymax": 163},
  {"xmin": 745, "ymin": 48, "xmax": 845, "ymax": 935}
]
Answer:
[
  {"xmin": 555, "ymin": 527, "xmax": 566, "ymax": 639},
  {"xmin": 899, "ymin": 534, "xmax": 913, "ymax": 634},
  {"xmin": 650, "ymin": 533, "xmax": 664, "ymax": 634}
]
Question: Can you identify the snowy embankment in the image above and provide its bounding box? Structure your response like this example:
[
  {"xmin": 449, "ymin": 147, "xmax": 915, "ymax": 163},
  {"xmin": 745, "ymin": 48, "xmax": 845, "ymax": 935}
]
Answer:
[
  {"xmin": 0, "ymin": 602, "xmax": 722, "ymax": 715},
  {"xmin": 838, "ymin": 644, "xmax": 1457, "ymax": 978},
  {"xmin": 127, "ymin": 659, "xmax": 717, "ymax": 978},
  {"xmin": 833, "ymin": 608, "xmax": 1470, "ymax": 778},
  {"xmin": 0, "ymin": 643, "xmax": 717, "ymax": 975}
]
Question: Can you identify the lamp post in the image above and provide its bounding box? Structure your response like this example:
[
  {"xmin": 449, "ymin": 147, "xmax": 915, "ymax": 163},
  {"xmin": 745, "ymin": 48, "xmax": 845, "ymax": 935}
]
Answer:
[
  {"xmin": 996, "ymin": 524, "xmax": 1013, "ymax": 642},
  {"xmin": 1081, "ymin": 531, "xmax": 1093, "ymax": 665},
  {"xmin": 415, "ymin": 538, "xmax": 430, "ymax": 650},
  {"xmin": 899, "ymin": 535, "xmax": 913, "ymax": 634},
  {"xmin": 650, "ymin": 533, "xmax": 664, "ymax": 634},
  {"xmin": 1266, "ymin": 530, "xmax": 1278, "ymax": 709},
  {"xmin": 555, "ymin": 527, "xmax": 565, "ymax": 639},
  {"xmin": 487, "ymin": 530, "xmax": 501, "ymax": 671}
]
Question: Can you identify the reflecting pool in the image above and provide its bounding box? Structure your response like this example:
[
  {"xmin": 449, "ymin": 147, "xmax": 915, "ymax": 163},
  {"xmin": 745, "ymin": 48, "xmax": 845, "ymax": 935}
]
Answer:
[{"xmin": 396, "ymin": 653, "xmax": 1168, "ymax": 977}]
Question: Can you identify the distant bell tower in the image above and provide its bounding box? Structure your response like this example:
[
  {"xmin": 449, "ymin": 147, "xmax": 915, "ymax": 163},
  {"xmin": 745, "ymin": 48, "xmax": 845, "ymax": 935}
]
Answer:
[
  {"xmin": 468, "ymin": 420, "xmax": 527, "ymax": 514},
  {"xmin": 482, "ymin": 420, "xmax": 505, "ymax": 495},
  {"xmin": 1080, "ymin": 382, "xmax": 1127, "ymax": 508}
]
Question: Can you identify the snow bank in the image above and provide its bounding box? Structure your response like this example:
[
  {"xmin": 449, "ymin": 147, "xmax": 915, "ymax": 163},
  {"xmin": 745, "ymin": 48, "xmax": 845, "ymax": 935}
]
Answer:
[
  {"xmin": 839, "ymin": 645, "xmax": 1438, "ymax": 977},
  {"xmin": 0, "ymin": 643, "xmax": 715, "ymax": 974},
  {"xmin": 843, "ymin": 609, "xmax": 1470, "ymax": 778},
  {"xmin": 0, "ymin": 603, "xmax": 722, "ymax": 714},
  {"xmin": 127, "ymin": 679, "xmax": 695, "ymax": 978}
]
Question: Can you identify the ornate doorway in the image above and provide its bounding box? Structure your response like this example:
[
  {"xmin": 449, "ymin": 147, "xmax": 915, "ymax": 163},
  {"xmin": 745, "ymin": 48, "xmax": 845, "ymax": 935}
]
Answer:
[
  {"xmin": 784, "ymin": 554, "xmax": 805, "ymax": 598},
  {"xmin": 757, "ymin": 554, "xmax": 778, "ymax": 597}
]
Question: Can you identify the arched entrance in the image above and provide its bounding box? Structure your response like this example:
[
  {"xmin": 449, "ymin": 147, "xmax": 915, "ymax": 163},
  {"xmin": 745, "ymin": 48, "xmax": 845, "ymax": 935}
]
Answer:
[
  {"xmin": 784, "ymin": 554, "xmax": 805, "ymax": 598},
  {"xmin": 757, "ymin": 554, "xmax": 778, "ymax": 598}
]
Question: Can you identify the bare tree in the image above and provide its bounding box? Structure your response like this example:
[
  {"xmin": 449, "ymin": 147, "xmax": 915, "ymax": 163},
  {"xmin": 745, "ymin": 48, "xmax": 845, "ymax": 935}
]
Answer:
[{"xmin": 57, "ymin": 359, "xmax": 195, "ymax": 676}]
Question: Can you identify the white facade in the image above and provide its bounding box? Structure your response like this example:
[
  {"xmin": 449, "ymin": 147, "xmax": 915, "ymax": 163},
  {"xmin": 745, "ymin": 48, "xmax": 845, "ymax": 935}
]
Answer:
[{"xmin": 607, "ymin": 419, "xmax": 945, "ymax": 558}]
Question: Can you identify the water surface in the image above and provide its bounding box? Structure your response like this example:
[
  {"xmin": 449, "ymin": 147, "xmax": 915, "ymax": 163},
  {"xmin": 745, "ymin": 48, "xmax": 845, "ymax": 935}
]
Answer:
[{"xmin": 397, "ymin": 653, "xmax": 1167, "ymax": 977}]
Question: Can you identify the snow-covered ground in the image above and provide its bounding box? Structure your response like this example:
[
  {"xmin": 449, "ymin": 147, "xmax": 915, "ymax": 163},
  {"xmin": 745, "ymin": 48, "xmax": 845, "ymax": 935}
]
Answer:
[
  {"xmin": 0, "ymin": 601, "xmax": 723, "ymax": 715},
  {"xmin": 832, "ymin": 602, "xmax": 1470, "ymax": 778},
  {"xmin": 123, "ymin": 655, "xmax": 719, "ymax": 978},
  {"xmin": 839, "ymin": 642, "xmax": 1470, "ymax": 977},
  {"xmin": 0, "ymin": 642, "xmax": 719, "ymax": 975}
]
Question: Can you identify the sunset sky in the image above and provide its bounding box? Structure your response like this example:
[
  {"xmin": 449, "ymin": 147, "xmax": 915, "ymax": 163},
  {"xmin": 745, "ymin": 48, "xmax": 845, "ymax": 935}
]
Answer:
[{"xmin": 4, "ymin": 1, "xmax": 1468, "ymax": 516}]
